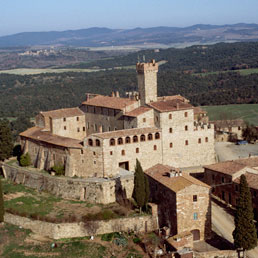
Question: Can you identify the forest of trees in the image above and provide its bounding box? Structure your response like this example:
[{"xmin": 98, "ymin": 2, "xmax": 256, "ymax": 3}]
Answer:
[{"xmin": 0, "ymin": 41, "xmax": 258, "ymax": 119}]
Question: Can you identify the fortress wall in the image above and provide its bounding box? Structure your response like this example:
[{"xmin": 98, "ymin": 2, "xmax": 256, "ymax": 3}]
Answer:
[
  {"xmin": 2, "ymin": 163, "xmax": 134, "ymax": 204},
  {"xmin": 5, "ymin": 212, "xmax": 158, "ymax": 240}
]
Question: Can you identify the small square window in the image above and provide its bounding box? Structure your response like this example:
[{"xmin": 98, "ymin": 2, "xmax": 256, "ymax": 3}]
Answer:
[
  {"xmin": 83, "ymin": 127, "xmax": 86, "ymax": 131},
  {"xmin": 136, "ymin": 148, "xmax": 139, "ymax": 153},
  {"xmin": 110, "ymin": 151, "xmax": 113, "ymax": 155},
  {"xmin": 193, "ymin": 212, "xmax": 198, "ymax": 220},
  {"xmin": 77, "ymin": 128, "xmax": 80, "ymax": 132},
  {"xmin": 184, "ymin": 112, "xmax": 188, "ymax": 118},
  {"xmin": 153, "ymin": 145, "xmax": 157, "ymax": 151},
  {"xmin": 170, "ymin": 143, "xmax": 173, "ymax": 148},
  {"xmin": 205, "ymin": 137, "xmax": 208, "ymax": 142},
  {"xmin": 185, "ymin": 140, "xmax": 189, "ymax": 146},
  {"xmin": 169, "ymin": 128, "xmax": 173, "ymax": 133},
  {"xmin": 198, "ymin": 138, "xmax": 201, "ymax": 144},
  {"xmin": 64, "ymin": 126, "xmax": 66, "ymax": 130},
  {"xmin": 143, "ymin": 118, "xmax": 146, "ymax": 123},
  {"xmin": 121, "ymin": 150, "xmax": 125, "ymax": 156},
  {"xmin": 93, "ymin": 151, "xmax": 96, "ymax": 156},
  {"xmin": 77, "ymin": 116, "xmax": 79, "ymax": 121},
  {"xmin": 193, "ymin": 195, "xmax": 197, "ymax": 202},
  {"xmin": 63, "ymin": 117, "xmax": 66, "ymax": 122}
]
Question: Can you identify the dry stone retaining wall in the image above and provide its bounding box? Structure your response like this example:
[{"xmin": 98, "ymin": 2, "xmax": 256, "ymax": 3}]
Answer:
[
  {"xmin": 4, "ymin": 212, "xmax": 158, "ymax": 240},
  {"xmin": 2, "ymin": 163, "xmax": 134, "ymax": 204}
]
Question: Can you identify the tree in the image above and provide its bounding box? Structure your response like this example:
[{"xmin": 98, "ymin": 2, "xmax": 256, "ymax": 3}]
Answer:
[
  {"xmin": 133, "ymin": 159, "xmax": 150, "ymax": 213},
  {"xmin": 0, "ymin": 120, "xmax": 13, "ymax": 161},
  {"xmin": 19, "ymin": 153, "xmax": 31, "ymax": 167},
  {"xmin": 233, "ymin": 174, "xmax": 257, "ymax": 257},
  {"xmin": 242, "ymin": 123, "xmax": 258, "ymax": 143},
  {"xmin": 0, "ymin": 178, "xmax": 4, "ymax": 222}
]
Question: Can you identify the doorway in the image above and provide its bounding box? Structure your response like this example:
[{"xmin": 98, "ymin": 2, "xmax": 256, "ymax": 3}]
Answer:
[{"xmin": 119, "ymin": 161, "xmax": 129, "ymax": 171}]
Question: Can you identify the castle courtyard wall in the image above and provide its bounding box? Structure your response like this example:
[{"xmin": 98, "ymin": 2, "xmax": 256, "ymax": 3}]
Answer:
[{"xmin": 2, "ymin": 163, "xmax": 134, "ymax": 204}]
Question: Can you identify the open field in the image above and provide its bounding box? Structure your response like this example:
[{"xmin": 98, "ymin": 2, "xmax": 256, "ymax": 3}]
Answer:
[
  {"xmin": 195, "ymin": 68, "xmax": 258, "ymax": 77},
  {"xmin": 202, "ymin": 104, "xmax": 258, "ymax": 125}
]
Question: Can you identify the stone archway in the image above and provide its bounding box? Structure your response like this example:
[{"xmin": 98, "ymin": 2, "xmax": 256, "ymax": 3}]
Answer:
[{"xmin": 191, "ymin": 229, "xmax": 200, "ymax": 241}]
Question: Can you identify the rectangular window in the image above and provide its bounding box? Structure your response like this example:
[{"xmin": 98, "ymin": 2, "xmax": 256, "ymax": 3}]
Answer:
[
  {"xmin": 77, "ymin": 128, "xmax": 80, "ymax": 132},
  {"xmin": 169, "ymin": 114, "xmax": 172, "ymax": 120},
  {"xmin": 136, "ymin": 148, "xmax": 139, "ymax": 153},
  {"xmin": 184, "ymin": 112, "xmax": 188, "ymax": 118},
  {"xmin": 121, "ymin": 150, "xmax": 125, "ymax": 156},
  {"xmin": 83, "ymin": 127, "xmax": 86, "ymax": 131},
  {"xmin": 198, "ymin": 138, "xmax": 201, "ymax": 144},
  {"xmin": 110, "ymin": 151, "xmax": 113, "ymax": 155},
  {"xmin": 169, "ymin": 128, "xmax": 173, "ymax": 133},
  {"xmin": 193, "ymin": 195, "xmax": 197, "ymax": 202},
  {"xmin": 81, "ymin": 149, "xmax": 83, "ymax": 155},
  {"xmin": 193, "ymin": 212, "xmax": 198, "ymax": 220},
  {"xmin": 170, "ymin": 142, "xmax": 173, "ymax": 148},
  {"xmin": 222, "ymin": 177, "xmax": 225, "ymax": 183},
  {"xmin": 185, "ymin": 140, "xmax": 189, "ymax": 146},
  {"xmin": 63, "ymin": 117, "xmax": 66, "ymax": 122},
  {"xmin": 77, "ymin": 117, "xmax": 79, "ymax": 121},
  {"xmin": 143, "ymin": 118, "xmax": 146, "ymax": 122},
  {"xmin": 64, "ymin": 126, "xmax": 66, "ymax": 130},
  {"xmin": 185, "ymin": 125, "xmax": 188, "ymax": 131},
  {"xmin": 205, "ymin": 137, "xmax": 208, "ymax": 142}
]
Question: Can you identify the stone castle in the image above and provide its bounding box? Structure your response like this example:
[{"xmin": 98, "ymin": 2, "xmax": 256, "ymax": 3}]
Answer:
[{"xmin": 20, "ymin": 59, "xmax": 216, "ymax": 180}]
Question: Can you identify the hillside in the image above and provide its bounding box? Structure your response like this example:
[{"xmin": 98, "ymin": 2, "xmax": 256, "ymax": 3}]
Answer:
[{"xmin": 1, "ymin": 23, "xmax": 258, "ymax": 48}]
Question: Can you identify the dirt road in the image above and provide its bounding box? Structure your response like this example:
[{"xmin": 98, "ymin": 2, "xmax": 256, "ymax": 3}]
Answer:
[{"xmin": 212, "ymin": 202, "xmax": 258, "ymax": 258}]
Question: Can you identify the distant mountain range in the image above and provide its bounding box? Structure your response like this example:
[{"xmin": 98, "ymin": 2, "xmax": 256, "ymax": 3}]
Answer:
[{"xmin": 1, "ymin": 23, "xmax": 258, "ymax": 48}]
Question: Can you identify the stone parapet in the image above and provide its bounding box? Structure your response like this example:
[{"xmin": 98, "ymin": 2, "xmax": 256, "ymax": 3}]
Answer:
[
  {"xmin": 4, "ymin": 212, "xmax": 158, "ymax": 240},
  {"xmin": 136, "ymin": 60, "xmax": 158, "ymax": 73},
  {"xmin": 2, "ymin": 163, "xmax": 134, "ymax": 204}
]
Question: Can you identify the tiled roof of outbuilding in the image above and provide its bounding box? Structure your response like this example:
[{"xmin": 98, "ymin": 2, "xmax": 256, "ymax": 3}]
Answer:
[
  {"xmin": 234, "ymin": 172, "xmax": 258, "ymax": 190},
  {"xmin": 40, "ymin": 107, "xmax": 84, "ymax": 119},
  {"xmin": 148, "ymin": 99, "xmax": 193, "ymax": 112},
  {"xmin": 82, "ymin": 95, "xmax": 137, "ymax": 110},
  {"xmin": 145, "ymin": 164, "xmax": 209, "ymax": 193},
  {"xmin": 20, "ymin": 127, "xmax": 82, "ymax": 148}
]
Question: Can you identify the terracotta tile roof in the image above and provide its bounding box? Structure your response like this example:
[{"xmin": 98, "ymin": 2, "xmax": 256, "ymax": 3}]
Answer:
[
  {"xmin": 233, "ymin": 172, "xmax": 258, "ymax": 190},
  {"xmin": 41, "ymin": 107, "xmax": 84, "ymax": 119},
  {"xmin": 124, "ymin": 106, "xmax": 152, "ymax": 117},
  {"xmin": 148, "ymin": 99, "xmax": 193, "ymax": 112},
  {"xmin": 204, "ymin": 161, "xmax": 246, "ymax": 175},
  {"xmin": 82, "ymin": 95, "xmax": 137, "ymax": 110},
  {"xmin": 210, "ymin": 119, "xmax": 244, "ymax": 128},
  {"xmin": 145, "ymin": 164, "xmax": 210, "ymax": 193},
  {"xmin": 20, "ymin": 127, "xmax": 82, "ymax": 148},
  {"xmin": 157, "ymin": 95, "xmax": 189, "ymax": 102},
  {"xmin": 91, "ymin": 127, "xmax": 161, "ymax": 139},
  {"xmin": 193, "ymin": 106, "xmax": 207, "ymax": 115}
]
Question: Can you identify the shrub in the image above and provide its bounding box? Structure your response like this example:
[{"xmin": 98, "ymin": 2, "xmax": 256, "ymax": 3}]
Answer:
[
  {"xmin": 19, "ymin": 152, "xmax": 31, "ymax": 167},
  {"xmin": 51, "ymin": 164, "xmax": 65, "ymax": 176}
]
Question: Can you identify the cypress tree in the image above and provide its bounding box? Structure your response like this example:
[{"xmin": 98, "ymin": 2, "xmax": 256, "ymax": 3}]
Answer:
[
  {"xmin": 133, "ymin": 159, "xmax": 145, "ymax": 213},
  {"xmin": 233, "ymin": 174, "xmax": 257, "ymax": 256},
  {"xmin": 0, "ymin": 178, "xmax": 4, "ymax": 222},
  {"xmin": 0, "ymin": 120, "xmax": 13, "ymax": 161},
  {"xmin": 144, "ymin": 174, "xmax": 150, "ymax": 210}
]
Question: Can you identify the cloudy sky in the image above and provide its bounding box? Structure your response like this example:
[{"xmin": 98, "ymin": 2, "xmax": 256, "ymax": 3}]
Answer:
[{"xmin": 1, "ymin": 0, "xmax": 257, "ymax": 36}]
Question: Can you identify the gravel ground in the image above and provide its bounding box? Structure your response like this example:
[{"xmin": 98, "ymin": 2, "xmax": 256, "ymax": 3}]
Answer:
[{"xmin": 215, "ymin": 142, "xmax": 258, "ymax": 162}]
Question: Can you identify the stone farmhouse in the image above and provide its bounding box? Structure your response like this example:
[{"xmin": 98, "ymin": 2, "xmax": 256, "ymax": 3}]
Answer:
[
  {"xmin": 20, "ymin": 59, "xmax": 216, "ymax": 181},
  {"xmin": 210, "ymin": 119, "xmax": 245, "ymax": 142},
  {"xmin": 145, "ymin": 164, "xmax": 211, "ymax": 241},
  {"xmin": 204, "ymin": 157, "xmax": 258, "ymax": 219}
]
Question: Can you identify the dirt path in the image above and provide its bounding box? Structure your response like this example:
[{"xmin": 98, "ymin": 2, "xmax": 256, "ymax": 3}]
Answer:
[{"xmin": 212, "ymin": 202, "xmax": 258, "ymax": 258}]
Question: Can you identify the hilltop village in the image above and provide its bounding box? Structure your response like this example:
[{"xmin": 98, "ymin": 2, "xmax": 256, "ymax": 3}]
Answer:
[{"xmin": 2, "ymin": 59, "xmax": 258, "ymax": 256}]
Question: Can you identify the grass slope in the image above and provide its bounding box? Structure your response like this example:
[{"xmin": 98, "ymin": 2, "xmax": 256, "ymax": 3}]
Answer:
[{"xmin": 203, "ymin": 104, "xmax": 258, "ymax": 125}]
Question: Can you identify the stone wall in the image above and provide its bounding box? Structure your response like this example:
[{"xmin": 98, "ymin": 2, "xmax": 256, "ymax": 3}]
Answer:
[
  {"xmin": 193, "ymin": 250, "xmax": 237, "ymax": 258},
  {"xmin": 2, "ymin": 163, "xmax": 134, "ymax": 204},
  {"xmin": 4, "ymin": 212, "xmax": 158, "ymax": 240}
]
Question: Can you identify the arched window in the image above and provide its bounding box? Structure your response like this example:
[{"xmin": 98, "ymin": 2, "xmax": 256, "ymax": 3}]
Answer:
[
  {"xmin": 148, "ymin": 133, "xmax": 153, "ymax": 141},
  {"xmin": 155, "ymin": 132, "xmax": 160, "ymax": 139},
  {"xmin": 140, "ymin": 134, "xmax": 146, "ymax": 142},
  {"xmin": 96, "ymin": 139, "xmax": 100, "ymax": 147},
  {"xmin": 110, "ymin": 138, "xmax": 115, "ymax": 146},
  {"xmin": 125, "ymin": 136, "xmax": 131, "ymax": 144},
  {"xmin": 118, "ymin": 137, "xmax": 123, "ymax": 145},
  {"xmin": 133, "ymin": 135, "xmax": 138, "ymax": 143},
  {"xmin": 88, "ymin": 139, "xmax": 93, "ymax": 146}
]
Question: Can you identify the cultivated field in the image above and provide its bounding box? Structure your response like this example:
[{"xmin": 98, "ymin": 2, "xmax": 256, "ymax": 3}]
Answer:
[
  {"xmin": 195, "ymin": 68, "xmax": 258, "ymax": 76},
  {"xmin": 202, "ymin": 104, "xmax": 258, "ymax": 125}
]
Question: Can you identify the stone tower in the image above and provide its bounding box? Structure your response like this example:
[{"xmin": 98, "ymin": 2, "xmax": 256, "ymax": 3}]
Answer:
[{"xmin": 136, "ymin": 59, "xmax": 158, "ymax": 106}]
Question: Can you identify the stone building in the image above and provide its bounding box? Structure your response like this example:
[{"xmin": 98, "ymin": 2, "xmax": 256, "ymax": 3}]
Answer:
[
  {"xmin": 210, "ymin": 119, "xmax": 245, "ymax": 142},
  {"xmin": 20, "ymin": 59, "xmax": 216, "ymax": 179},
  {"xmin": 145, "ymin": 164, "xmax": 211, "ymax": 241},
  {"xmin": 204, "ymin": 157, "xmax": 258, "ymax": 219}
]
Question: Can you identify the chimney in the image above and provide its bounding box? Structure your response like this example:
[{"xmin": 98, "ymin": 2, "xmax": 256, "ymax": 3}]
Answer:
[
  {"xmin": 111, "ymin": 92, "xmax": 115, "ymax": 97},
  {"xmin": 116, "ymin": 91, "xmax": 120, "ymax": 98}
]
